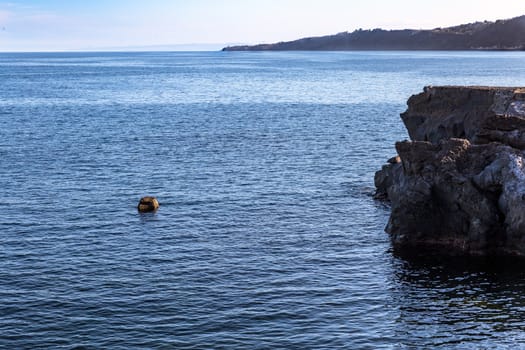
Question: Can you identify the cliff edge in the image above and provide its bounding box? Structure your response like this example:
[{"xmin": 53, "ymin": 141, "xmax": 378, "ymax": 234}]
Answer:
[{"xmin": 375, "ymin": 86, "xmax": 525, "ymax": 256}]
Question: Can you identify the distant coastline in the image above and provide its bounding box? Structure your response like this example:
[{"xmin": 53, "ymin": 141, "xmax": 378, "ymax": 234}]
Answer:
[{"xmin": 223, "ymin": 15, "xmax": 525, "ymax": 51}]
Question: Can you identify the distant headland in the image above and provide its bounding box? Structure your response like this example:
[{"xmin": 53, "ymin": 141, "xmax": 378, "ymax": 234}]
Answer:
[{"xmin": 223, "ymin": 15, "xmax": 525, "ymax": 51}]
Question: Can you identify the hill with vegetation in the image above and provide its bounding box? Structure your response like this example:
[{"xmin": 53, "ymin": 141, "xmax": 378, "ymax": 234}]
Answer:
[{"xmin": 223, "ymin": 15, "xmax": 525, "ymax": 51}]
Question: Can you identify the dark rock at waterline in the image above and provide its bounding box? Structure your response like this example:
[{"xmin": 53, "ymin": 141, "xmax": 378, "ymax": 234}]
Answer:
[
  {"xmin": 138, "ymin": 196, "xmax": 159, "ymax": 213},
  {"xmin": 376, "ymin": 86, "xmax": 525, "ymax": 256}
]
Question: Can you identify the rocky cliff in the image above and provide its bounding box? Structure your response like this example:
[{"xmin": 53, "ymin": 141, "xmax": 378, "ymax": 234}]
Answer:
[{"xmin": 375, "ymin": 86, "xmax": 525, "ymax": 256}]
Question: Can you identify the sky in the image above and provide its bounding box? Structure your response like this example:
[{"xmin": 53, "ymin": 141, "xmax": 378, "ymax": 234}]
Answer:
[{"xmin": 0, "ymin": 0, "xmax": 524, "ymax": 51}]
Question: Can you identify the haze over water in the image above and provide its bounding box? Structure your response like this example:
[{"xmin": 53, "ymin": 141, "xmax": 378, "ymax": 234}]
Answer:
[{"xmin": 2, "ymin": 51, "xmax": 525, "ymax": 348}]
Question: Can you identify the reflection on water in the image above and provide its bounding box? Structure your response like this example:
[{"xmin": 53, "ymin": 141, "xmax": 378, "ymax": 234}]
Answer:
[{"xmin": 391, "ymin": 255, "xmax": 525, "ymax": 348}]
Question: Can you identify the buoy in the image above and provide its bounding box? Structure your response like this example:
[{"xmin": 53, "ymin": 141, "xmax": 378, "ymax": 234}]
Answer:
[{"xmin": 138, "ymin": 196, "xmax": 159, "ymax": 212}]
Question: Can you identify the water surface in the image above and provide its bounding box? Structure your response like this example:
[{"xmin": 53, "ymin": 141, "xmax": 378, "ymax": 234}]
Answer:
[{"xmin": 2, "ymin": 51, "xmax": 525, "ymax": 349}]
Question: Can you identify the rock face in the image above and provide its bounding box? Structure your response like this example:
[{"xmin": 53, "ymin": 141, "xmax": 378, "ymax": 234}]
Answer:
[{"xmin": 376, "ymin": 86, "xmax": 525, "ymax": 256}]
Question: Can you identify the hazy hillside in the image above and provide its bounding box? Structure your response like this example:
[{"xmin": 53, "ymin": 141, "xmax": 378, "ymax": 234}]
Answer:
[{"xmin": 223, "ymin": 15, "xmax": 525, "ymax": 51}]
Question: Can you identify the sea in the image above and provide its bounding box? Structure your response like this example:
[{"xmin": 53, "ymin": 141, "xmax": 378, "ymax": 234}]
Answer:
[{"xmin": 2, "ymin": 51, "xmax": 525, "ymax": 349}]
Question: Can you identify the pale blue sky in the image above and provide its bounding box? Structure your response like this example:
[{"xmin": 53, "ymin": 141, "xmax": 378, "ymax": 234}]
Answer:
[{"xmin": 1, "ymin": 0, "xmax": 524, "ymax": 51}]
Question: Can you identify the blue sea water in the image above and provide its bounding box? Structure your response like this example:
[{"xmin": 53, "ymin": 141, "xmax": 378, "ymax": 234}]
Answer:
[{"xmin": 2, "ymin": 51, "xmax": 525, "ymax": 349}]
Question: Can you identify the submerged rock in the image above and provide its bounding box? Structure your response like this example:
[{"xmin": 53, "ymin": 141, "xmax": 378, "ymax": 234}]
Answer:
[
  {"xmin": 376, "ymin": 86, "xmax": 525, "ymax": 256},
  {"xmin": 138, "ymin": 196, "xmax": 160, "ymax": 213}
]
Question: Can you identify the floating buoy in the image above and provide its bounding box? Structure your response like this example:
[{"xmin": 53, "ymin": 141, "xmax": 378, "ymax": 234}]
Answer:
[{"xmin": 138, "ymin": 196, "xmax": 159, "ymax": 213}]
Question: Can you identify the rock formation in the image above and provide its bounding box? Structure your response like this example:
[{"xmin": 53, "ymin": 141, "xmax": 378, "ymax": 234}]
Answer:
[
  {"xmin": 138, "ymin": 196, "xmax": 160, "ymax": 213},
  {"xmin": 375, "ymin": 86, "xmax": 525, "ymax": 256}
]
